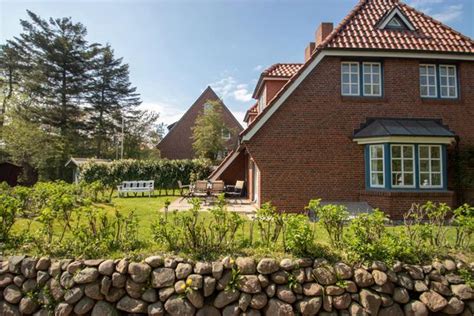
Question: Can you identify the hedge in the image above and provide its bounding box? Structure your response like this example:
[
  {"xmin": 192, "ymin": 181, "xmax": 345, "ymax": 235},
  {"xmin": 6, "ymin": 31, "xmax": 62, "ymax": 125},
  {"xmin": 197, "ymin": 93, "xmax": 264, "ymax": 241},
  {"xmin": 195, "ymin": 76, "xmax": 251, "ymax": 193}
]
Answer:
[{"xmin": 80, "ymin": 159, "xmax": 212, "ymax": 195}]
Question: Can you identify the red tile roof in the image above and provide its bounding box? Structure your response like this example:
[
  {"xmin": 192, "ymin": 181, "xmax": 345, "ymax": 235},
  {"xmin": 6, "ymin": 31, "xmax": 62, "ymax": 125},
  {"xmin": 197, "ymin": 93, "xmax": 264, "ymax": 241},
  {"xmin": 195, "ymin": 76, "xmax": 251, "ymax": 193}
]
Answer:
[
  {"xmin": 243, "ymin": 103, "xmax": 258, "ymax": 123},
  {"xmin": 263, "ymin": 63, "xmax": 303, "ymax": 78},
  {"xmin": 320, "ymin": 0, "xmax": 473, "ymax": 53}
]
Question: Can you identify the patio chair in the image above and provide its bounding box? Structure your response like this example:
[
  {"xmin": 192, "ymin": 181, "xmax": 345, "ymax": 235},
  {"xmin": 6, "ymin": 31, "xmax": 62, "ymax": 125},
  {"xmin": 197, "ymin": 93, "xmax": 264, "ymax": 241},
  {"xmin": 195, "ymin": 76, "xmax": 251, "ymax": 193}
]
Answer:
[
  {"xmin": 178, "ymin": 180, "xmax": 190, "ymax": 197},
  {"xmin": 226, "ymin": 180, "xmax": 244, "ymax": 198},
  {"xmin": 191, "ymin": 180, "xmax": 208, "ymax": 198},
  {"xmin": 210, "ymin": 180, "xmax": 225, "ymax": 198}
]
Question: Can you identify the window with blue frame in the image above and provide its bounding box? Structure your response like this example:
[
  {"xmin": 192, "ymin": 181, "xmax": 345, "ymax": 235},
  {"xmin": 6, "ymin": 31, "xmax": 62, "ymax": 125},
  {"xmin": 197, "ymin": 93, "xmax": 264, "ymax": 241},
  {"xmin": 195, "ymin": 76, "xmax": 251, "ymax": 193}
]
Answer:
[
  {"xmin": 419, "ymin": 64, "xmax": 458, "ymax": 99},
  {"xmin": 365, "ymin": 143, "xmax": 447, "ymax": 191},
  {"xmin": 341, "ymin": 62, "xmax": 382, "ymax": 97}
]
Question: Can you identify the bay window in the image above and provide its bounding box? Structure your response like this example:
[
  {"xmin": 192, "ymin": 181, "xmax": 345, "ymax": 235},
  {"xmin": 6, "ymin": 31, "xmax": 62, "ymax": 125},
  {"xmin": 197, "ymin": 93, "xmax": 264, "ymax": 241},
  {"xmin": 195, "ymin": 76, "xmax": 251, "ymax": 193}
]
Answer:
[{"xmin": 366, "ymin": 143, "xmax": 446, "ymax": 191}]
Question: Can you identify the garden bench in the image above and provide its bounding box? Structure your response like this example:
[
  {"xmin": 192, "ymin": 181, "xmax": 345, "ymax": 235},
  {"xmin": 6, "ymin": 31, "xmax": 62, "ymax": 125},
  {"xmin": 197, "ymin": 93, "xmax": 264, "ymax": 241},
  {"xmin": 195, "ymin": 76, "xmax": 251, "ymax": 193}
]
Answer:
[{"xmin": 117, "ymin": 180, "xmax": 154, "ymax": 197}]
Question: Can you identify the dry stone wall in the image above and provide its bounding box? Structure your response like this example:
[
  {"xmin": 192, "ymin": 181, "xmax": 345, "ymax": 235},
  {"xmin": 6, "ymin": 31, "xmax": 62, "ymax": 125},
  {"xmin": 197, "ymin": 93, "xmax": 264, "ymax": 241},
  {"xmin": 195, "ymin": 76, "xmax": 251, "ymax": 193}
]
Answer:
[{"xmin": 0, "ymin": 255, "xmax": 473, "ymax": 315}]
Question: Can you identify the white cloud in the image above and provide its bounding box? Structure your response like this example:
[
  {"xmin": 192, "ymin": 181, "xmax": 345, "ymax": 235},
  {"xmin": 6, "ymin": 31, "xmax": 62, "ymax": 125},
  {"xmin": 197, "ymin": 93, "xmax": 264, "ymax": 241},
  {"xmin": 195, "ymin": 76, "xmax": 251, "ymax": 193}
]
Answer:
[
  {"xmin": 432, "ymin": 4, "xmax": 463, "ymax": 23},
  {"xmin": 408, "ymin": 0, "xmax": 463, "ymax": 23},
  {"xmin": 233, "ymin": 84, "xmax": 253, "ymax": 102},
  {"xmin": 140, "ymin": 101, "xmax": 184, "ymax": 126},
  {"xmin": 210, "ymin": 76, "xmax": 254, "ymax": 103},
  {"xmin": 409, "ymin": 0, "xmax": 444, "ymax": 8},
  {"xmin": 253, "ymin": 65, "xmax": 263, "ymax": 71}
]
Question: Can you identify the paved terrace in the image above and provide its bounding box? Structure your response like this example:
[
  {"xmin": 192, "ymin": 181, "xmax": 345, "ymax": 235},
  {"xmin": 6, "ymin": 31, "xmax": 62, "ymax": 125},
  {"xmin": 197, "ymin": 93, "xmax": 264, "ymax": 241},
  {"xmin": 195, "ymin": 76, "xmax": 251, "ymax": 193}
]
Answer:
[{"xmin": 164, "ymin": 197, "xmax": 257, "ymax": 215}]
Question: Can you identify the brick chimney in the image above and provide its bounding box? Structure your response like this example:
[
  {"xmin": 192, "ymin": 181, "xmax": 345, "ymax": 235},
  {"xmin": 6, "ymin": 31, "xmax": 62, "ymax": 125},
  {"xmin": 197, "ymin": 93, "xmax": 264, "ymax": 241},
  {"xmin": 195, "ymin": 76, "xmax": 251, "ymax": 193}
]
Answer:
[
  {"xmin": 315, "ymin": 22, "xmax": 334, "ymax": 46},
  {"xmin": 304, "ymin": 42, "xmax": 316, "ymax": 62}
]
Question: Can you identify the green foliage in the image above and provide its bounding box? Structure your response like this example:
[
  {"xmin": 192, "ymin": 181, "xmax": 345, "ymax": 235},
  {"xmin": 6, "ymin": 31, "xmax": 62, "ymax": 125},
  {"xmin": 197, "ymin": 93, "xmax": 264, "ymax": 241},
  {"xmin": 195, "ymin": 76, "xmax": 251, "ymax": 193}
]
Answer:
[
  {"xmin": 81, "ymin": 158, "xmax": 212, "ymax": 195},
  {"xmin": 2, "ymin": 112, "xmax": 63, "ymax": 181},
  {"xmin": 226, "ymin": 265, "xmax": 242, "ymax": 291},
  {"xmin": 192, "ymin": 100, "xmax": 230, "ymax": 163},
  {"xmin": 452, "ymin": 204, "xmax": 474, "ymax": 250},
  {"xmin": 1, "ymin": 181, "xmax": 143, "ymax": 257},
  {"xmin": 255, "ymin": 202, "xmax": 284, "ymax": 249},
  {"xmin": 307, "ymin": 199, "xmax": 348, "ymax": 249},
  {"xmin": 283, "ymin": 214, "xmax": 316, "ymax": 257},
  {"xmin": 68, "ymin": 208, "xmax": 142, "ymax": 258},
  {"xmin": 347, "ymin": 210, "xmax": 400, "ymax": 262},
  {"xmin": 0, "ymin": 191, "xmax": 21, "ymax": 242},
  {"xmin": 151, "ymin": 195, "xmax": 244, "ymax": 259},
  {"xmin": 458, "ymin": 268, "xmax": 474, "ymax": 288}
]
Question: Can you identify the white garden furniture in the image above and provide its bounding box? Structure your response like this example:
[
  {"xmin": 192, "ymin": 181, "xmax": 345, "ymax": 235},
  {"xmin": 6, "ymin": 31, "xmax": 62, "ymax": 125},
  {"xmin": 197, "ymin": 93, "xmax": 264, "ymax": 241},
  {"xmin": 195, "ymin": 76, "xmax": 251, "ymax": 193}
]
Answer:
[{"xmin": 117, "ymin": 180, "xmax": 154, "ymax": 197}]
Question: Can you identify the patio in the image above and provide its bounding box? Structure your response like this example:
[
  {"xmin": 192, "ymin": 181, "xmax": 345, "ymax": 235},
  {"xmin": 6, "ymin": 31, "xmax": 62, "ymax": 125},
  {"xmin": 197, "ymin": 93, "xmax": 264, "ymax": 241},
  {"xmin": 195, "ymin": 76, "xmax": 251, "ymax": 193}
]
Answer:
[{"xmin": 163, "ymin": 196, "xmax": 257, "ymax": 215}]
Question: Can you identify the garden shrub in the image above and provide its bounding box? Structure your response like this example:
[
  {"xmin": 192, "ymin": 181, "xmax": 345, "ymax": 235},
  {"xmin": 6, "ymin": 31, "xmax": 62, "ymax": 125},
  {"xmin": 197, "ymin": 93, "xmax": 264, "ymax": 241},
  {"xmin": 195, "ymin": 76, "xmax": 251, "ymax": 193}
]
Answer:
[
  {"xmin": 151, "ymin": 195, "xmax": 245, "ymax": 259},
  {"xmin": 283, "ymin": 214, "xmax": 316, "ymax": 257},
  {"xmin": 68, "ymin": 208, "xmax": 142, "ymax": 258},
  {"xmin": 254, "ymin": 202, "xmax": 284, "ymax": 249},
  {"xmin": 307, "ymin": 199, "xmax": 348, "ymax": 249},
  {"xmin": 347, "ymin": 210, "xmax": 406, "ymax": 263},
  {"xmin": 0, "ymin": 193, "xmax": 21, "ymax": 242},
  {"xmin": 452, "ymin": 204, "xmax": 473, "ymax": 250}
]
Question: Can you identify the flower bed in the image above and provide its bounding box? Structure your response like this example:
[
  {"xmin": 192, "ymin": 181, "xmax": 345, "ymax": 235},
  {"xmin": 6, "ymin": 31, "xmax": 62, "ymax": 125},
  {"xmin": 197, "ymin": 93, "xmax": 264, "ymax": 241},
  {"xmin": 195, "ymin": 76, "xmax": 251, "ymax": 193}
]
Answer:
[{"xmin": 0, "ymin": 255, "xmax": 473, "ymax": 315}]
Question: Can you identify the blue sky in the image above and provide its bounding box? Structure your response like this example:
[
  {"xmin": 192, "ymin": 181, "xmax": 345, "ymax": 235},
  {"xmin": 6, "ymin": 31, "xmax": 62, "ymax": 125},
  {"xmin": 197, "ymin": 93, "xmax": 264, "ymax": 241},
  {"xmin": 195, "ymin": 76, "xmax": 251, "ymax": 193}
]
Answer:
[{"xmin": 1, "ymin": 0, "xmax": 473, "ymax": 127}]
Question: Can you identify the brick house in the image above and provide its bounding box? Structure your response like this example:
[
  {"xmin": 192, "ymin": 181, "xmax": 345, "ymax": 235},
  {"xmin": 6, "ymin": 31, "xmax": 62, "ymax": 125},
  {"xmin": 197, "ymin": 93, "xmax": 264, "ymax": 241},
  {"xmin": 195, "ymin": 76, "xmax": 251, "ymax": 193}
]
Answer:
[
  {"xmin": 157, "ymin": 86, "xmax": 243, "ymax": 160},
  {"xmin": 210, "ymin": 0, "xmax": 474, "ymax": 218}
]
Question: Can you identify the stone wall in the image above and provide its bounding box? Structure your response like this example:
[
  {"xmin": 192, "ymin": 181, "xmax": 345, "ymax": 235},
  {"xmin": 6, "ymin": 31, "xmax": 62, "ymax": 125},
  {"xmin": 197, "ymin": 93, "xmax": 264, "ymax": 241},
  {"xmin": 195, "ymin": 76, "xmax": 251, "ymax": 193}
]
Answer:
[{"xmin": 1, "ymin": 255, "xmax": 473, "ymax": 315}]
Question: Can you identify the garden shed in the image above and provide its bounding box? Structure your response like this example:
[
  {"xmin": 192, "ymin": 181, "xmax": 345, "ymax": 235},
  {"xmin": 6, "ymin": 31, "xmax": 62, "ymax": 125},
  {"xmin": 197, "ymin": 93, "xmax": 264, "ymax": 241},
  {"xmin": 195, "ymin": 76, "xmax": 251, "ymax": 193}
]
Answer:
[{"xmin": 65, "ymin": 157, "xmax": 111, "ymax": 184}]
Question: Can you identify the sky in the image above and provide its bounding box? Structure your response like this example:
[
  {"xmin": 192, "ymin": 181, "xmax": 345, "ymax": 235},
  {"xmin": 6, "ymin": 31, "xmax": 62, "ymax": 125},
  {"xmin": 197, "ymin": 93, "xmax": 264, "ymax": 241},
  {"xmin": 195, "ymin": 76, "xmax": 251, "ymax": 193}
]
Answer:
[{"xmin": 1, "ymin": 0, "xmax": 473, "ymax": 128}]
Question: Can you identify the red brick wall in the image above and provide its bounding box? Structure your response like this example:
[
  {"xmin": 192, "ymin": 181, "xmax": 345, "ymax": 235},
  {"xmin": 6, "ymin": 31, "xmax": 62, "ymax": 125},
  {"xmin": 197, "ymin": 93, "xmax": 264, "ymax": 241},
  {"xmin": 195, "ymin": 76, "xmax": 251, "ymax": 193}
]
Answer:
[
  {"xmin": 245, "ymin": 56, "xmax": 474, "ymax": 217},
  {"xmin": 158, "ymin": 87, "xmax": 243, "ymax": 160}
]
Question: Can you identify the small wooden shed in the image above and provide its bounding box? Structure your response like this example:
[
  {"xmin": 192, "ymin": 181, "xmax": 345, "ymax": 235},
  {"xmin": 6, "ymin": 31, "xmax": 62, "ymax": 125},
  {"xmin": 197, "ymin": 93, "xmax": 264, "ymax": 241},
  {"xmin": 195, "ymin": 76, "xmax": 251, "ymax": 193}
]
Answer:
[
  {"xmin": 65, "ymin": 157, "xmax": 112, "ymax": 184},
  {"xmin": 0, "ymin": 162, "xmax": 23, "ymax": 186}
]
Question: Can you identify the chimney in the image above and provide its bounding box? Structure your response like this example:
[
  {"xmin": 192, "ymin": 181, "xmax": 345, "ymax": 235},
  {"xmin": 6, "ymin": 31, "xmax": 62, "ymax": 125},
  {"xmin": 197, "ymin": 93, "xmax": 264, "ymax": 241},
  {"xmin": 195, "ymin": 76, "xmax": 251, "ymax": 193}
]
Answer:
[
  {"xmin": 316, "ymin": 22, "xmax": 334, "ymax": 46},
  {"xmin": 304, "ymin": 42, "xmax": 316, "ymax": 62}
]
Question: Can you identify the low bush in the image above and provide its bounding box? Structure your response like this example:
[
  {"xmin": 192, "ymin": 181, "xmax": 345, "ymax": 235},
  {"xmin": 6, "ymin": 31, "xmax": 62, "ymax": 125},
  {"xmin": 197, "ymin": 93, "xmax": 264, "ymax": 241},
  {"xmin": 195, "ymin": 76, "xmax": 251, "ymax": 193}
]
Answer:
[
  {"xmin": 151, "ymin": 195, "xmax": 244, "ymax": 259},
  {"xmin": 283, "ymin": 214, "xmax": 316, "ymax": 257},
  {"xmin": 307, "ymin": 199, "xmax": 348, "ymax": 249},
  {"xmin": 254, "ymin": 202, "xmax": 284, "ymax": 249}
]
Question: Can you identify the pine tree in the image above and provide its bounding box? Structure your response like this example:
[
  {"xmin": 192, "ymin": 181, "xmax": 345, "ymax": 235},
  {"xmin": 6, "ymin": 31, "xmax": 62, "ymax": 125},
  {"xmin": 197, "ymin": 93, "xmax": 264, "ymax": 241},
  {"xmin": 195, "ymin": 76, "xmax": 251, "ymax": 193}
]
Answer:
[
  {"xmin": 0, "ymin": 44, "xmax": 22, "ymax": 131},
  {"xmin": 86, "ymin": 44, "xmax": 141, "ymax": 157},
  {"xmin": 6, "ymin": 10, "xmax": 98, "ymax": 141}
]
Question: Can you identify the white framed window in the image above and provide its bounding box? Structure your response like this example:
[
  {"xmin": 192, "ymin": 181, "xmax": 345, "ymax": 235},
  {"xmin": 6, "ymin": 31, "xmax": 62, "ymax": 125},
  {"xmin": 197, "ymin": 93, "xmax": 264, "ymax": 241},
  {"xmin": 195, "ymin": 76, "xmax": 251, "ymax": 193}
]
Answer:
[
  {"xmin": 391, "ymin": 144, "xmax": 415, "ymax": 188},
  {"xmin": 419, "ymin": 64, "xmax": 437, "ymax": 98},
  {"xmin": 419, "ymin": 145, "xmax": 443, "ymax": 188},
  {"xmin": 363, "ymin": 62, "xmax": 382, "ymax": 96},
  {"xmin": 222, "ymin": 129, "xmax": 231, "ymax": 140},
  {"xmin": 341, "ymin": 62, "xmax": 360, "ymax": 96},
  {"xmin": 439, "ymin": 65, "xmax": 457, "ymax": 98},
  {"xmin": 369, "ymin": 144, "xmax": 385, "ymax": 188}
]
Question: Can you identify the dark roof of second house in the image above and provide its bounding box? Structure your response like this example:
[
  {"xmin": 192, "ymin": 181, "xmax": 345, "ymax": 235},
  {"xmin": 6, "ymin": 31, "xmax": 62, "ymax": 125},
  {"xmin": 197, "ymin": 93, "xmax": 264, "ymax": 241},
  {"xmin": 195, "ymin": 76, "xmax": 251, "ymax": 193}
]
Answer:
[{"xmin": 353, "ymin": 118, "xmax": 456, "ymax": 139}]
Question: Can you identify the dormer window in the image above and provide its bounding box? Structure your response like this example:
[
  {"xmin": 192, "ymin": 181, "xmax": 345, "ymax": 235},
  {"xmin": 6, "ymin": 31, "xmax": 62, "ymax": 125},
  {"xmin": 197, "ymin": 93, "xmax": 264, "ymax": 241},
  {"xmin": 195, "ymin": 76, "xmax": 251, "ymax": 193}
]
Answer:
[
  {"xmin": 258, "ymin": 86, "xmax": 267, "ymax": 112},
  {"xmin": 377, "ymin": 7, "xmax": 415, "ymax": 31}
]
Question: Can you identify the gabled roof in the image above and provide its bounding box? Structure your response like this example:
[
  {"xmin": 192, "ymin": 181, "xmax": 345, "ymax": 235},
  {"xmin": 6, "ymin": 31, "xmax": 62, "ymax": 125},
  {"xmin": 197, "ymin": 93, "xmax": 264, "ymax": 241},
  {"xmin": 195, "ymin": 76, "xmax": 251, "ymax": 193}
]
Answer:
[
  {"xmin": 158, "ymin": 86, "xmax": 243, "ymax": 152},
  {"xmin": 241, "ymin": 0, "xmax": 474, "ymax": 141},
  {"xmin": 353, "ymin": 118, "xmax": 456, "ymax": 139},
  {"xmin": 321, "ymin": 0, "xmax": 473, "ymax": 53},
  {"xmin": 252, "ymin": 63, "xmax": 303, "ymax": 98}
]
